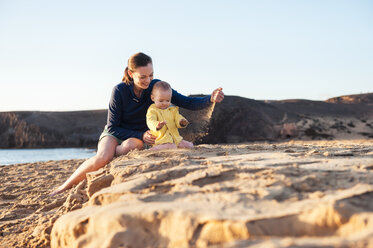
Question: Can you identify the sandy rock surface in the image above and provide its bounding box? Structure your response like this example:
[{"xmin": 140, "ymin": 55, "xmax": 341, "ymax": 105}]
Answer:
[
  {"xmin": 1, "ymin": 140, "xmax": 373, "ymax": 248},
  {"xmin": 51, "ymin": 140, "xmax": 373, "ymax": 248}
]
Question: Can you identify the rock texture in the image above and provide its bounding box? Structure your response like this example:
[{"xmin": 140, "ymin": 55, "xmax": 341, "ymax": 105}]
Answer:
[
  {"xmin": 1, "ymin": 93, "xmax": 373, "ymax": 148},
  {"xmin": 48, "ymin": 140, "xmax": 373, "ymax": 248}
]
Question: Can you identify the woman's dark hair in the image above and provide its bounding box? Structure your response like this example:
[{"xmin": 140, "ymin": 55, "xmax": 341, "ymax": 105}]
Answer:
[{"xmin": 122, "ymin": 52, "xmax": 153, "ymax": 84}]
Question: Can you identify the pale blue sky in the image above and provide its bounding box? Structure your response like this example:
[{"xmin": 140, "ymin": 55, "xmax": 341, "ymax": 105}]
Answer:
[{"xmin": 0, "ymin": 0, "xmax": 372, "ymax": 111}]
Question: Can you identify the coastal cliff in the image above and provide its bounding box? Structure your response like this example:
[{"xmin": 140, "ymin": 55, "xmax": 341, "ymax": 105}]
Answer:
[
  {"xmin": 0, "ymin": 110, "xmax": 106, "ymax": 148},
  {"xmin": 0, "ymin": 93, "xmax": 373, "ymax": 148}
]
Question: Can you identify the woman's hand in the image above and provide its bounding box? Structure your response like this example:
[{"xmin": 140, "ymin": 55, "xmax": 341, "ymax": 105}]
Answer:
[
  {"xmin": 210, "ymin": 87, "xmax": 224, "ymax": 103},
  {"xmin": 142, "ymin": 130, "xmax": 156, "ymax": 144}
]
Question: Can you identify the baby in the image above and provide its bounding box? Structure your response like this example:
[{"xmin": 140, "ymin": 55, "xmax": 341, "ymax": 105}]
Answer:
[{"xmin": 146, "ymin": 81, "xmax": 193, "ymax": 150}]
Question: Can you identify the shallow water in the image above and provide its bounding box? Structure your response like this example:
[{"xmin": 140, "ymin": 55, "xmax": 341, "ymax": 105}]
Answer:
[{"xmin": 0, "ymin": 148, "xmax": 96, "ymax": 165}]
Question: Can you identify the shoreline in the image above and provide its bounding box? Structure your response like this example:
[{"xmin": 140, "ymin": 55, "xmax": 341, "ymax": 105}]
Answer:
[{"xmin": 0, "ymin": 147, "xmax": 96, "ymax": 166}]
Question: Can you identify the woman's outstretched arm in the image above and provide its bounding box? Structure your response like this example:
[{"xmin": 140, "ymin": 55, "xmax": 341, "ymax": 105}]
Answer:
[{"xmin": 171, "ymin": 87, "xmax": 224, "ymax": 110}]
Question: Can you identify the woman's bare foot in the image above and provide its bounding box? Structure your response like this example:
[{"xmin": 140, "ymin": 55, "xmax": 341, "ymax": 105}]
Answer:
[{"xmin": 49, "ymin": 186, "xmax": 65, "ymax": 196}]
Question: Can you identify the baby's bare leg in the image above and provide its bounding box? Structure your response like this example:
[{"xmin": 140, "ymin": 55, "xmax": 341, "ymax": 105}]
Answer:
[
  {"xmin": 178, "ymin": 140, "xmax": 193, "ymax": 149},
  {"xmin": 150, "ymin": 143, "xmax": 177, "ymax": 150}
]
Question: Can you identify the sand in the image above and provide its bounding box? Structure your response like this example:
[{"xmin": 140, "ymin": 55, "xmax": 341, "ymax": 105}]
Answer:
[
  {"xmin": 1, "ymin": 140, "xmax": 373, "ymax": 247},
  {"xmin": 0, "ymin": 159, "xmax": 85, "ymax": 248}
]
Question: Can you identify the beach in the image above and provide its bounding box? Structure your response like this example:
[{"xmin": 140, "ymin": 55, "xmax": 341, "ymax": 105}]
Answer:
[
  {"xmin": 1, "ymin": 140, "xmax": 373, "ymax": 247},
  {"xmin": 2, "ymin": 0, "xmax": 373, "ymax": 246},
  {"xmin": 0, "ymin": 159, "xmax": 84, "ymax": 247}
]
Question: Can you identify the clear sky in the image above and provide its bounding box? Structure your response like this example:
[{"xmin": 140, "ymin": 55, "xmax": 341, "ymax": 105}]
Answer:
[{"xmin": 0, "ymin": 0, "xmax": 372, "ymax": 111}]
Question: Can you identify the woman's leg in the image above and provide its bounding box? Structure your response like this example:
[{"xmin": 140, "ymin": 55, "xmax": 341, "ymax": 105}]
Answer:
[
  {"xmin": 115, "ymin": 138, "xmax": 144, "ymax": 156},
  {"xmin": 150, "ymin": 143, "xmax": 177, "ymax": 151},
  {"xmin": 178, "ymin": 140, "xmax": 193, "ymax": 149},
  {"xmin": 50, "ymin": 136, "xmax": 118, "ymax": 195}
]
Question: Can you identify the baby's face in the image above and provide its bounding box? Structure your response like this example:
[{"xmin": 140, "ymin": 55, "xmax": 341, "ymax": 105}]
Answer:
[{"xmin": 152, "ymin": 89, "xmax": 172, "ymax": 109}]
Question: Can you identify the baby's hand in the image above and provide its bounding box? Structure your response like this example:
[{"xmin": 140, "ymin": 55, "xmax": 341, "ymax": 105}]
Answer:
[
  {"xmin": 156, "ymin": 121, "xmax": 166, "ymax": 130},
  {"xmin": 180, "ymin": 119, "xmax": 189, "ymax": 127}
]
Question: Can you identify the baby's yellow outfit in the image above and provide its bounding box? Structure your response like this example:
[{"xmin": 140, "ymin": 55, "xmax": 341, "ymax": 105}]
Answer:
[{"xmin": 146, "ymin": 104, "xmax": 187, "ymax": 146}]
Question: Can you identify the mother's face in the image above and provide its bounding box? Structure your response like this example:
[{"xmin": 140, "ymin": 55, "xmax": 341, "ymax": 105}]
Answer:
[{"xmin": 129, "ymin": 63, "xmax": 154, "ymax": 90}]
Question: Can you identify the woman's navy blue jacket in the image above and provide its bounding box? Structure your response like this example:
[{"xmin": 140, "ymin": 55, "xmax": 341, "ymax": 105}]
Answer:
[{"xmin": 106, "ymin": 79, "xmax": 211, "ymax": 141}]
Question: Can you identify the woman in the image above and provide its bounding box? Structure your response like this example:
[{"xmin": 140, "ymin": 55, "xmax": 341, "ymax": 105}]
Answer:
[{"xmin": 51, "ymin": 52, "xmax": 224, "ymax": 195}]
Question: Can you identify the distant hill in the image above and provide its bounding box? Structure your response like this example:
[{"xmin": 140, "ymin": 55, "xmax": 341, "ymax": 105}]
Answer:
[
  {"xmin": 0, "ymin": 111, "xmax": 107, "ymax": 148},
  {"xmin": 326, "ymin": 93, "xmax": 373, "ymax": 104},
  {"xmin": 0, "ymin": 93, "xmax": 372, "ymax": 148},
  {"xmin": 183, "ymin": 93, "xmax": 373, "ymax": 144}
]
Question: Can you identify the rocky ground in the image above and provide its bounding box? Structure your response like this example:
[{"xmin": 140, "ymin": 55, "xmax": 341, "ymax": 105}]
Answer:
[{"xmin": 1, "ymin": 140, "xmax": 373, "ymax": 248}]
